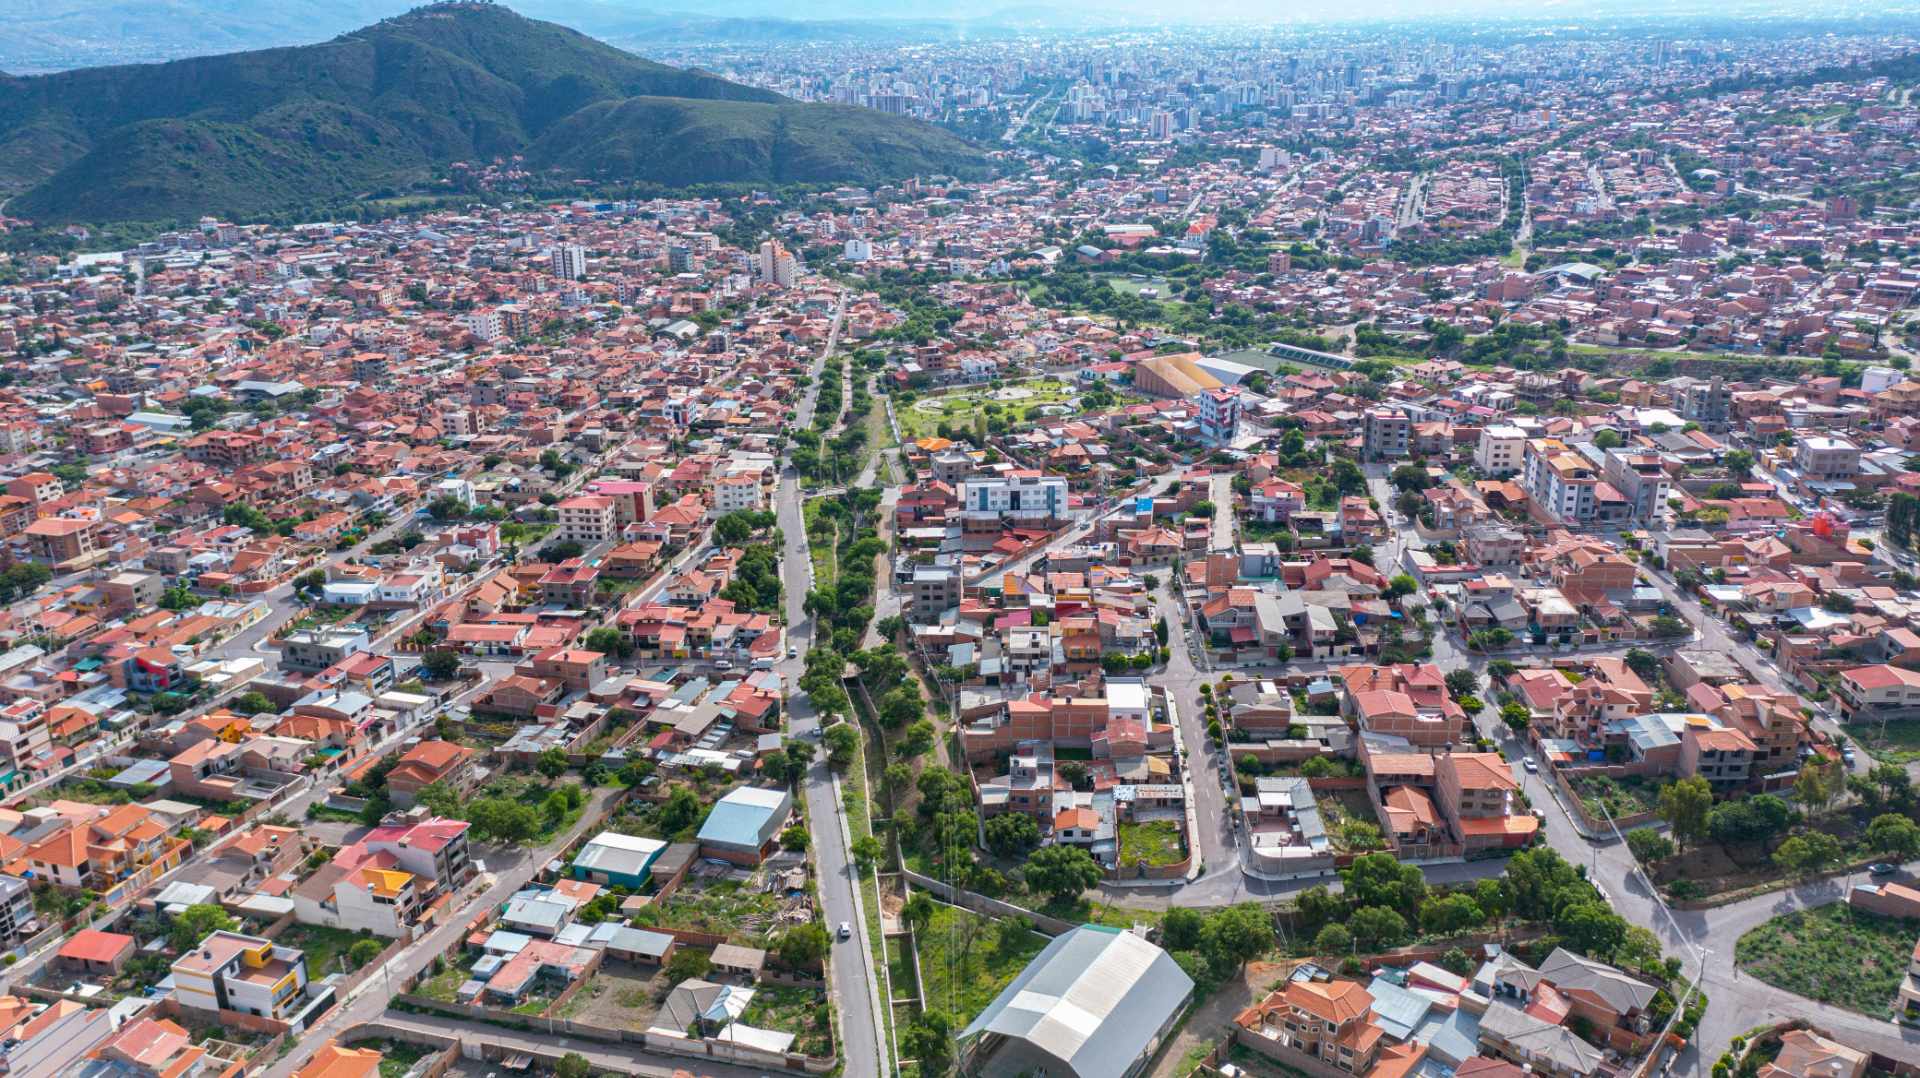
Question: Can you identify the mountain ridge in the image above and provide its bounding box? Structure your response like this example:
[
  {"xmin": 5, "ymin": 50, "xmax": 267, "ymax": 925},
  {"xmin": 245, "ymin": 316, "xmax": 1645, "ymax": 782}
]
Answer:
[{"xmin": 0, "ymin": 2, "xmax": 990, "ymax": 223}]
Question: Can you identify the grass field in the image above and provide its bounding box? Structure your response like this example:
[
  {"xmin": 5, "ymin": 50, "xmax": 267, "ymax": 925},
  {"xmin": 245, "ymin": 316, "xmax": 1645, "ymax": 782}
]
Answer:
[
  {"xmin": 1118, "ymin": 820, "xmax": 1185, "ymax": 867},
  {"xmin": 1736, "ymin": 903, "xmax": 1918, "ymax": 1019},
  {"xmin": 897, "ymin": 379, "xmax": 1082, "ymax": 441},
  {"xmin": 915, "ymin": 903, "xmax": 1050, "ymax": 1028},
  {"xmin": 1107, "ymin": 275, "xmax": 1171, "ymax": 297}
]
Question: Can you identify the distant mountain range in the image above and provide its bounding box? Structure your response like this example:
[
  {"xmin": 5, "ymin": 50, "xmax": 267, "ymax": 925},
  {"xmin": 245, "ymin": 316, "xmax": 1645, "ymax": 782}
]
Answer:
[
  {"xmin": 5, "ymin": 0, "xmax": 1910, "ymax": 73},
  {"xmin": 0, "ymin": 2, "xmax": 991, "ymax": 224}
]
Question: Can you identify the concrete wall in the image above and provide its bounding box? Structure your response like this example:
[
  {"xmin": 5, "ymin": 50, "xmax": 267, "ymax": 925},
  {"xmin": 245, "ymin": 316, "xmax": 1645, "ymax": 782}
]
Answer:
[{"xmin": 900, "ymin": 868, "xmax": 1075, "ymax": 935}]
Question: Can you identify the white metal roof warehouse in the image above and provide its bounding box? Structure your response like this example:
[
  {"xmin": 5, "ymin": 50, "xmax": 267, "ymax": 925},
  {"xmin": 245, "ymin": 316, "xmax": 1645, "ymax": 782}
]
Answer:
[{"xmin": 957, "ymin": 923, "xmax": 1194, "ymax": 1078}]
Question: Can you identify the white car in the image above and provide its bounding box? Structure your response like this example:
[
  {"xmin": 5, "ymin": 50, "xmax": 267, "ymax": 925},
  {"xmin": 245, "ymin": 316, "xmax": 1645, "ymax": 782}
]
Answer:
[
  {"xmin": 1523, "ymin": 757, "xmax": 1539, "ymax": 773},
  {"xmin": 836, "ymin": 921, "xmax": 852, "ymax": 941}
]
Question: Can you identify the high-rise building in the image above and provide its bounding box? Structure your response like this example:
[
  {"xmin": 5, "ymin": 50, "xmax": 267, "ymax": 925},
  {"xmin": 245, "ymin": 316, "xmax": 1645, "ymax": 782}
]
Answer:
[
  {"xmin": 549, "ymin": 244, "xmax": 587, "ymax": 280},
  {"xmin": 758, "ymin": 240, "xmax": 797, "ymax": 287}
]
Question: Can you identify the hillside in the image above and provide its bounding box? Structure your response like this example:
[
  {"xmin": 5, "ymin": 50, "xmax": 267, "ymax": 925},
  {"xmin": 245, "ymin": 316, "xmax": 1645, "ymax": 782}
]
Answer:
[{"xmin": 0, "ymin": 2, "xmax": 990, "ymax": 222}]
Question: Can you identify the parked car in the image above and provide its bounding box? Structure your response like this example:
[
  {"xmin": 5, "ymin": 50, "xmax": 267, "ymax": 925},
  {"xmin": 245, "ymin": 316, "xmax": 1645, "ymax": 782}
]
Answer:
[
  {"xmin": 1871, "ymin": 862, "xmax": 1900, "ymax": 876},
  {"xmin": 837, "ymin": 921, "xmax": 852, "ymax": 941}
]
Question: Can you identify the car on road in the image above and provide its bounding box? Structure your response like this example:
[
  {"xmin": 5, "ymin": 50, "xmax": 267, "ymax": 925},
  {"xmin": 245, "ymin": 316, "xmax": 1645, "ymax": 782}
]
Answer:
[
  {"xmin": 1843, "ymin": 748, "xmax": 1858, "ymax": 766},
  {"xmin": 836, "ymin": 921, "xmax": 852, "ymax": 941},
  {"xmin": 788, "ymin": 646, "xmax": 799, "ymax": 659},
  {"xmin": 1523, "ymin": 757, "xmax": 1538, "ymax": 773},
  {"xmin": 1871, "ymin": 862, "xmax": 1900, "ymax": 876}
]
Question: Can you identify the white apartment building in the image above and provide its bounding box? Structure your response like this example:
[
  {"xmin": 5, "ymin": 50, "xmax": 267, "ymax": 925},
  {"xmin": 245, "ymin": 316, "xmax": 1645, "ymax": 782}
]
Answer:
[
  {"xmin": 460, "ymin": 310, "xmax": 503, "ymax": 342},
  {"xmin": 1196, "ymin": 387, "xmax": 1242, "ymax": 446},
  {"xmin": 1475, "ymin": 425, "xmax": 1526, "ymax": 477},
  {"xmin": 711, "ymin": 474, "xmax": 765, "ymax": 516},
  {"xmin": 293, "ymin": 861, "xmax": 420, "ymax": 938},
  {"xmin": 758, "ymin": 240, "xmax": 797, "ymax": 287},
  {"xmin": 172, "ymin": 930, "xmax": 309, "ymax": 1020},
  {"xmin": 550, "ymin": 244, "xmax": 587, "ymax": 281},
  {"xmin": 555, "ymin": 494, "xmax": 617, "ymax": 544},
  {"xmin": 1522, "ymin": 438, "xmax": 1599, "ymax": 523},
  {"xmin": 958, "ymin": 473, "xmax": 1068, "ymax": 527},
  {"xmin": 0, "ymin": 699, "xmax": 49, "ymax": 770}
]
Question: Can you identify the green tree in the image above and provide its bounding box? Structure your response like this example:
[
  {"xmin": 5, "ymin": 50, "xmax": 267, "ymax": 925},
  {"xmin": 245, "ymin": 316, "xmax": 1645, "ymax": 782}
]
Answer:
[
  {"xmin": 348, "ymin": 938, "xmax": 385, "ymax": 969},
  {"xmin": 1499, "ymin": 701, "xmax": 1532, "ymax": 732},
  {"xmin": 233, "ymin": 691, "xmax": 275, "ymax": 715},
  {"xmin": 1419, "ymin": 893, "xmax": 1485, "ymax": 935},
  {"xmin": 555, "ymin": 1053, "xmax": 592, "ymax": 1078},
  {"xmin": 655, "ymin": 787, "xmax": 705, "ymax": 836},
  {"xmin": 1200, "ymin": 904, "xmax": 1276, "ymax": 971},
  {"xmin": 1793, "ymin": 757, "xmax": 1840, "ymax": 818},
  {"xmin": 1024, "ymin": 845, "xmax": 1101, "ymax": 900},
  {"xmin": 467, "ymin": 798, "xmax": 541, "ymax": 844},
  {"xmin": 1349, "ymin": 906, "xmax": 1407, "ymax": 948},
  {"xmin": 1342, "ymin": 851, "xmax": 1427, "ymax": 910},
  {"xmin": 822, "ymin": 723, "xmax": 860, "ymax": 770},
  {"xmin": 583, "ymin": 626, "xmax": 629, "ymax": 658},
  {"xmin": 1626, "ymin": 829, "xmax": 1675, "ymax": 864},
  {"xmin": 1556, "ymin": 901, "xmax": 1627, "ymax": 958},
  {"xmin": 902, "ymin": 891, "xmax": 935, "ymax": 934},
  {"xmin": 1657, "ymin": 776, "xmax": 1713, "ymax": 851},
  {"xmin": 902, "ymin": 1014, "xmax": 952, "ymax": 1074},
  {"xmin": 1444, "ymin": 669, "xmax": 1480, "ymax": 698},
  {"xmin": 778, "ymin": 923, "xmax": 830, "ymax": 968},
  {"xmin": 1313, "ymin": 923, "xmax": 1353, "ymax": 955},
  {"xmin": 1623, "ymin": 648, "xmax": 1661, "ymax": 681},
  {"xmin": 1706, "ymin": 794, "xmax": 1792, "ymax": 847},
  {"xmin": 985, "ymin": 812, "xmax": 1040, "ymax": 858},
  {"xmin": 851, "ymin": 834, "xmax": 885, "ymax": 869},
  {"xmin": 1162, "ymin": 907, "xmax": 1205, "ymax": 951},
  {"xmin": 168, "ymin": 904, "xmax": 235, "ymax": 950},
  {"xmin": 421, "ymin": 650, "xmax": 461, "ymax": 680},
  {"xmin": 666, "ymin": 947, "xmax": 711, "ymax": 985},
  {"xmin": 1867, "ymin": 813, "xmax": 1920, "ymax": 861},
  {"xmin": 1773, "ymin": 832, "xmax": 1844, "ymax": 877},
  {"xmin": 535, "ymin": 748, "xmax": 569, "ymax": 779}
]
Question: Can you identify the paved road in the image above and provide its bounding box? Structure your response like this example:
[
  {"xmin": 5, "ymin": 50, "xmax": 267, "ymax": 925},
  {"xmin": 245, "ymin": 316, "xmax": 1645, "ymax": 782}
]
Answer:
[{"xmin": 773, "ymin": 293, "xmax": 889, "ymax": 1078}]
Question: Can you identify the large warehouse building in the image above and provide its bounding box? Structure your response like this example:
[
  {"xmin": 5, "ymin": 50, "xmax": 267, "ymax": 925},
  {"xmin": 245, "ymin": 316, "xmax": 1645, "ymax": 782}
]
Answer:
[{"xmin": 957, "ymin": 923, "xmax": 1194, "ymax": 1077}]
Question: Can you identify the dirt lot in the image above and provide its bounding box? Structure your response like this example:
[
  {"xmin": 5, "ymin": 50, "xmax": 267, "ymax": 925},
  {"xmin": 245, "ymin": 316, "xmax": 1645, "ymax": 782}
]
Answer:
[
  {"xmin": 1149, "ymin": 959, "xmax": 1296, "ymax": 1078},
  {"xmin": 554, "ymin": 958, "xmax": 669, "ymax": 1029}
]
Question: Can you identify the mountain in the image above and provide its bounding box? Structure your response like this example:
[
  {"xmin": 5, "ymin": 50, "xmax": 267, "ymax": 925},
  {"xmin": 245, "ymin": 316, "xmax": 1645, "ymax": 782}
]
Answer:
[{"xmin": 0, "ymin": 2, "xmax": 990, "ymax": 223}]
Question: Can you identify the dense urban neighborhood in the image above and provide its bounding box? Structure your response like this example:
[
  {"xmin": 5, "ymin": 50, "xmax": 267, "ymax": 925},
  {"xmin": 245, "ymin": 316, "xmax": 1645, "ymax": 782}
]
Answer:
[{"xmin": 6, "ymin": 6, "xmax": 1920, "ymax": 1078}]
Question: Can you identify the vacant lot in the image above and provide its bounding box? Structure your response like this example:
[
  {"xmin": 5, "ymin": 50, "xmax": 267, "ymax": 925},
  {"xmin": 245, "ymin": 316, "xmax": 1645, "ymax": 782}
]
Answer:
[
  {"xmin": 740, "ymin": 984, "xmax": 833, "ymax": 1057},
  {"xmin": 1572, "ymin": 774, "xmax": 1660, "ymax": 821},
  {"xmin": 1118, "ymin": 820, "xmax": 1184, "ymax": 867},
  {"xmin": 277, "ymin": 923, "xmax": 376, "ymax": 980},
  {"xmin": 629, "ymin": 876, "xmax": 787, "ymax": 945},
  {"xmin": 555, "ymin": 959, "xmax": 667, "ymax": 1028},
  {"xmin": 1854, "ymin": 720, "xmax": 1920, "ymax": 765},
  {"xmin": 916, "ymin": 902, "xmax": 1050, "ymax": 1028},
  {"xmin": 1736, "ymin": 903, "xmax": 1918, "ymax": 1019}
]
